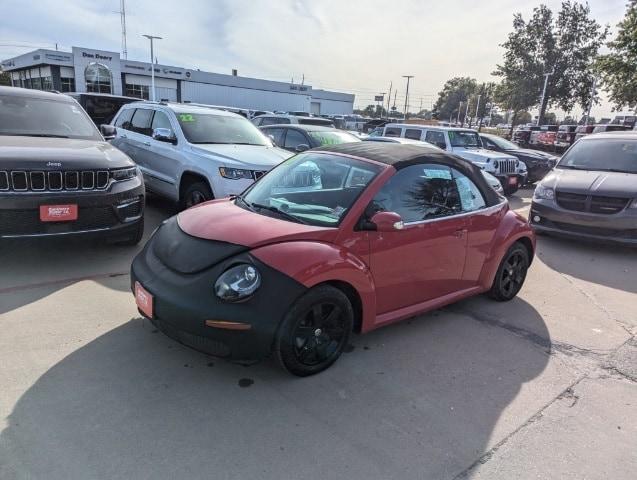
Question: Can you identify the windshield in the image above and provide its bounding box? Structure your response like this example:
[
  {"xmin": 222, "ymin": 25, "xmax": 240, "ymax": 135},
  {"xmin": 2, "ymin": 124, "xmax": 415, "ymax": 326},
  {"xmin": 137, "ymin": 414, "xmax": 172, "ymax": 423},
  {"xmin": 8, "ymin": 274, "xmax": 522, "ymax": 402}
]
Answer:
[
  {"xmin": 485, "ymin": 135, "xmax": 519, "ymax": 150},
  {"xmin": 449, "ymin": 131, "xmax": 481, "ymax": 148},
  {"xmin": 177, "ymin": 112, "xmax": 271, "ymax": 145},
  {"xmin": 0, "ymin": 95, "xmax": 102, "ymax": 140},
  {"xmin": 308, "ymin": 130, "xmax": 361, "ymax": 146},
  {"xmin": 240, "ymin": 152, "xmax": 382, "ymax": 226},
  {"xmin": 557, "ymin": 138, "xmax": 637, "ymax": 174}
]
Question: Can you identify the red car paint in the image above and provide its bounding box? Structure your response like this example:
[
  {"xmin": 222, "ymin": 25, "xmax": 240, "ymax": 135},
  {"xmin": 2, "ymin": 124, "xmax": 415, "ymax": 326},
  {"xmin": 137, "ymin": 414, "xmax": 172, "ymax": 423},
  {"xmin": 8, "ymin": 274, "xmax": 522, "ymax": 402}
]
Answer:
[{"xmin": 177, "ymin": 156, "xmax": 535, "ymax": 335}]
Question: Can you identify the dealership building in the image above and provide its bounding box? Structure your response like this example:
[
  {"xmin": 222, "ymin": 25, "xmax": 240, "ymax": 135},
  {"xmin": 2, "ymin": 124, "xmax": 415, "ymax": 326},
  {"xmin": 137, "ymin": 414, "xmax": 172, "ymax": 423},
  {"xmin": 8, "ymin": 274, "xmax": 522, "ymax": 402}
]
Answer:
[{"xmin": 1, "ymin": 46, "xmax": 354, "ymax": 115}]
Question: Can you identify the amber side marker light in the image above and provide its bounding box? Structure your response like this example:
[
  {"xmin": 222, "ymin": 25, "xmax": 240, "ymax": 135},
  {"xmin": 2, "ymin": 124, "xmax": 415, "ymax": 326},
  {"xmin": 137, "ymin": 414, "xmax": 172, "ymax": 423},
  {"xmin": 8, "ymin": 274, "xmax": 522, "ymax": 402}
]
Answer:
[{"xmin": 205, "ymin": 320, "xmax": 252, "ymax": 331}]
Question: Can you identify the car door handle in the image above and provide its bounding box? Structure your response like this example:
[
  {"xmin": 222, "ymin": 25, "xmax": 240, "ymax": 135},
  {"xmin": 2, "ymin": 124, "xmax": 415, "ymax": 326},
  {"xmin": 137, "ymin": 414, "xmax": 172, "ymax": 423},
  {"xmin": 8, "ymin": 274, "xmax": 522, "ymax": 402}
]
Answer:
[{"xmin": 120, "ymin": 134, "xmax": 127, "ymax": 139}]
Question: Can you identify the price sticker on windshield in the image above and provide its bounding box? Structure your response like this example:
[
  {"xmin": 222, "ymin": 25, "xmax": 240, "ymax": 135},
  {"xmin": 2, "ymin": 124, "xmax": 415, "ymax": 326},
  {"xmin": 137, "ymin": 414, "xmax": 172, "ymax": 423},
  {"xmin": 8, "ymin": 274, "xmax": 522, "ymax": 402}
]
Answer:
[{"xmin": 179, "ymin": 114, "xmax": 195, "ymax": 122}]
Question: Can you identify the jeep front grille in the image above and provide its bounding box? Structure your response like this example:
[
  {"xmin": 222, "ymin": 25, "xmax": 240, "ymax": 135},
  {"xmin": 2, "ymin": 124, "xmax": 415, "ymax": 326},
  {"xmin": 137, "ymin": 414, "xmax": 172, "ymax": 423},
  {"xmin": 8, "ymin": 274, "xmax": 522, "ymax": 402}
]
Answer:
[
  {"xmin": 0, "ymin": 170, "xmax": 110, "ymax": 192},
  {"xmin": 496, "ymin": 159, "xmax": 516, "ymax": 174}
]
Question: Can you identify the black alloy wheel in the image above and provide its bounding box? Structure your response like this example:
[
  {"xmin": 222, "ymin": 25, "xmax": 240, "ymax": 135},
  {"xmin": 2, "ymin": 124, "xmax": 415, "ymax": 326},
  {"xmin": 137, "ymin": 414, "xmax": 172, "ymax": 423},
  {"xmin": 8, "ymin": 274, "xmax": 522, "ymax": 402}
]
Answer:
[
  {"xmin": 181, "ymin": 181, "xmax": 213, "ymax": 210},
  {"xmin": 276, "ymin": 285, "xmax": 353, "ymax": 376},
  {"xmin": 488, "ymin": 243, "xmax": 530, "ymax": 301}
]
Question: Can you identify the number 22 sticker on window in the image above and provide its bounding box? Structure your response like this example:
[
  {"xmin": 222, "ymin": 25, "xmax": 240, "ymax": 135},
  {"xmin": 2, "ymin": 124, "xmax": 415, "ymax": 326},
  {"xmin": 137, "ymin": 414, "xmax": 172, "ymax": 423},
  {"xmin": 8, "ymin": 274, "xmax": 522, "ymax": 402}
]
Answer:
[{"xmin": 179, "ymin": 114, "xmax": 195, "ymax": 122}]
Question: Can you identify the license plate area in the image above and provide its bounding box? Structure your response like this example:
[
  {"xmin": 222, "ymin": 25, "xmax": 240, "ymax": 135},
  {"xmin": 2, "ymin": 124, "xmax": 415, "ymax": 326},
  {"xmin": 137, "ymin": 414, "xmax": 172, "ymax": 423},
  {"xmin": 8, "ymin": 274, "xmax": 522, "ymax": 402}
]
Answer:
[
  {"xmin": 508, "ymin": 177, "xmax": 518, "ymax": 186},
  {"xmin": 135, "ymin": 282, "xmax": 154, "ymax": 318},
  {"xmin": 40, "ymin": 204, "xmax": 78, "ymax": 222}
]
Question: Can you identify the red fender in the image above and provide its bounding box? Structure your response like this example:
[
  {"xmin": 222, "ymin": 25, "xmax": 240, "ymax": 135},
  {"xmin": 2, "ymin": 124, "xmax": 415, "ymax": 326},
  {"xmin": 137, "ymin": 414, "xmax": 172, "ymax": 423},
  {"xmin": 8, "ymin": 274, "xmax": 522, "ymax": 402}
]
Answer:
[
  {"xmin": 478, "ymin": 209, "xmax": 536, "ymax": 289},
  {"xmin": 251, "ymin": 241, "xmax": 377, "ymax": 332}
]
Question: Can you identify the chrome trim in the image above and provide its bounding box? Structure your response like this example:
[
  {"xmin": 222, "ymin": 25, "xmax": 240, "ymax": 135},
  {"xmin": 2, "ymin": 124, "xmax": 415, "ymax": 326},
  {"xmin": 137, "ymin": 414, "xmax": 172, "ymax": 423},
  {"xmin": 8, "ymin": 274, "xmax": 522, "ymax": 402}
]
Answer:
[
  {"xmin": 11, "ymin": 171, "xmax": 28, "ymax": 191},
  {"xmin": 81, "ymin": 171, "xmax": 95, "ymax": 190},
  {"xmin": 0, "ymin": 171, "xmax": 8, "ymax": 191},
  {"xmin": 29, "ymin": 171, "xmax": 46, "ymax": 191},
  {"xmin": 65, "ymin": 171, "xmax": 79, "ymax": 190},
  {"xmin": 0, "ymin": 226, "xmax": 113, "ymax": 239},
  {"xmin": 402, "ymin": 200, "xmax": 507, "ymax": 227},
  {"xmin": 48, "ymin": 171, "xmax": 63, "ymax": 191}
]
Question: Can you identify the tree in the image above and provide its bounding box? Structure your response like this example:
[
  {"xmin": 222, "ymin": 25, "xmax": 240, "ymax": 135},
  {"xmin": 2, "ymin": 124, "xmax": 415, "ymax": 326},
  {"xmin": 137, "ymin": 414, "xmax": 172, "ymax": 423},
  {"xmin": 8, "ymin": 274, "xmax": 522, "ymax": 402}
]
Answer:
[
  {"xmin": 544, "ymin": 112, "xmax": 557, "ymax": 124},
  {"xmin": 0, "ymin": 68, "xmax": 10, "ymax": 87},
  {"xmin": 597, "ymin": 1, "xmax": 637, "ymax": 110},
  {"xmin": 516, "ymin": 111, "xmax": 532, "ymax": 125},
  {"xmin": 432, "ymin": 77, "xmax": 477, "ymax": 122},
  {"xmin": 562, "ymin": 115, "xmax": 576, "ymax": 125},
  {"xmin": 494, "ymin": 2, "xmax": 608, "ymax": 125}
]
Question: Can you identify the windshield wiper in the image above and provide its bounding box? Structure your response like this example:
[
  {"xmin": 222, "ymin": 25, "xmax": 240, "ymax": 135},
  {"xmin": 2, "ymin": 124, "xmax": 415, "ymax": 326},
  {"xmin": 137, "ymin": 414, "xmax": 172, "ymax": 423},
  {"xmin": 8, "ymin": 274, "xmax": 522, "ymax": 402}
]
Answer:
[
  {"xmin": 0, "ymin": 133, "xmax": 70, "ymax": 138},
  {"xmin": 234, "ymin": 194, "xmax": 254, "ymax": 211},
  {"xmin": 557, "ymin": 165, "xmax": 589, "ymax": 170},
  {"xmin": 251, "ymin": 202, "xmax": 308, "ymax": 224}
]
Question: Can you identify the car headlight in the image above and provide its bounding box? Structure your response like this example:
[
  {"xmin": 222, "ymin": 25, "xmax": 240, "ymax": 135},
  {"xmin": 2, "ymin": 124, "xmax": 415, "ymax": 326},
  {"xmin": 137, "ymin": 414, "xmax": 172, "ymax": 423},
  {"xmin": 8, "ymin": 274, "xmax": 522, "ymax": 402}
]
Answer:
[
  {"xmin": 111, "ymin": 166, "xmax": 138, "ymax": 181},
  {"xmin": 533, "ymin": 185, "xmax": 555, "ymax": 200},
  {"xmin": 519, "ymin": 161, "xmax": 527, "ymax": 172},
  {"xmin": 219, "ymin": 167, "xmax": 253, "ymax": 180},
  {"xmin": 214, "ymin": 264, "xmax": 261, "ymax": 302}
]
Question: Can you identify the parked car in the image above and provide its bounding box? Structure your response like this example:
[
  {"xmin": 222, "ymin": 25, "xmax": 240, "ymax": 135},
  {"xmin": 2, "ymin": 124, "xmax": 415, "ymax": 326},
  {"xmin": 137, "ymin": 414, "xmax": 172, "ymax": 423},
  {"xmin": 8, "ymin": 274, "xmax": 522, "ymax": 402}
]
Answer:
[
  {"xmin": 592, "ymin": 124, "xmax": 631, "ymax": 134},
  {"xmin": 574, "ymin": 124, "xmax": 595, "ymax": 142},
  {"xmin": 252, "ymin": 114, "xmax": 334, "ymax": 128},
  {"xmin": 365, "ymin": 136, "xmax": 505, "ymax": 195},
  {"xmin": 66, "ymin": 92, "xmax": 139, "ymax": 127},
  {"xmin": 480, "ymin": 133, "xmax": 557, "ymax": 184},
  {"xmin": 109, "ymin": 102, "xmax": 292, "ymax": 209},
  {"xmin": 382, "ymin": 124, "xmax": 527, "ymax": 195},
  {"xmin": 259, "ymin": 124, "xmax": 360, "ymax": 152},
  {"xmin": 554, "ymin": 125, "xmax": 578, "ymax": 152},
  {"xmin": 530, "ymin": 131, "xmax": 637, "ymax": 245},
  {"xmin": 535, "ymin": 125, "xmax": 559, "ymax": 150},
  {"xmin": 131, "ymin": 142, "xmax": 534, "ymax": 376},
  {"xmin": 0, "ymin": 87, "xmax": 144, "ymax": 243},
  {"xmin": 513, "ymin": 125, "xmax": 541, "ymax": 146}
]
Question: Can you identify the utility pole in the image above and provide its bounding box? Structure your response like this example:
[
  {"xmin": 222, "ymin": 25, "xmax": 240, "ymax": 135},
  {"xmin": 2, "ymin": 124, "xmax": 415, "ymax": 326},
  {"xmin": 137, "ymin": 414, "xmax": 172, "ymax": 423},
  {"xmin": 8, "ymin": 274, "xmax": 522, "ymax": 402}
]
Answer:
[
  {"xmin": 402, "ymin": 75, "xmax": 414, "ymax": 119},
  {"xmin": 585, "ymin": 77, "xmax": 597, "ymax": 125},
  {"xmin": 537, "ymin": 69, "xmax": 555, "ymax": 126},
  {"xmin": 386, "ymin": 81, "xmax": 392, "ymax": 119},
  {"xmin": 419, "ymin": 97, "xmax": 423, "ymax": 116},
  {"xmin": 142, "ymin": 35, "xmax": 162, "ymax": 101},
  {"xmin": 377, "ymin": 93, "xmax": 386, "ymax": 118},
  {"xmin": 463, "ymin": 101, "xmax": 470, "ymax": 127},
  {"xmin": 120, "ymin": 0, "xmax": 127, "ymax": 59},
  {"xmin": 474, "ymin": 94, "xmax": 482, "ymax": 130},
  {"xmin": 456, "ymin": 102, "xmax": 462, "ymax": 125}
]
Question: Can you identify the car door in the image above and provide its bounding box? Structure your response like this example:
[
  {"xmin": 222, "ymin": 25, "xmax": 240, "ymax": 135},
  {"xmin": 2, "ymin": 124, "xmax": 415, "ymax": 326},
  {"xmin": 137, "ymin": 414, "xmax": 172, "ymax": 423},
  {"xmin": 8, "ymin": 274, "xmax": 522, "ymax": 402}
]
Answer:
[
  {"xmin": 424, "ymin": 130, "xmax": 448, "ymax": 150},
  {"xmin": 110, "ymin": 107, "xmax": 135, "ymax": 155},
  {"xmin": 144, "ymin": 109, "xmax": 181, "ymax": 199},
  {"xmin": 367, "ymin": 163, "xmax": 468, "ymax": 315},
  {"xmin": 125, "ymin": 108, "xmax": 155, "ymax": 176}
]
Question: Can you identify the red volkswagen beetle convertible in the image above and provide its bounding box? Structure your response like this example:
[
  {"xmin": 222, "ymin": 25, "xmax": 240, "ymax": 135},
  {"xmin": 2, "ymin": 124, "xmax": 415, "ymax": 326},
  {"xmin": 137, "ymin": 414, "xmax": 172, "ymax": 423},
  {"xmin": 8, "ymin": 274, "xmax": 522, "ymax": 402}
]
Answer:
[{"xmin": 131, "ymin": 143, "xmax": 535, "ymax": 376}]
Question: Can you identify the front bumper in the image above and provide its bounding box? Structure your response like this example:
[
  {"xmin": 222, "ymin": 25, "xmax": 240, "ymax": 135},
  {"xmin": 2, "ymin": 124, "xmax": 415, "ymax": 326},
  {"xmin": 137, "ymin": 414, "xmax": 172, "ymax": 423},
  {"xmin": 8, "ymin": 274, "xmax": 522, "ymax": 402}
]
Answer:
[
  {"xmin": 130, "ymin": 220, "xmax": 307, "ymax": 362},
  {"xmin": 530, "ymin": 199, "xmax": 637, "ymax": 245},
  {"xmin": 0, "ymin": 177, "xmax": 144, "ymax": 239},
  {"xmin": 496, "ymin": 173, "xmax": 527, "ymax": 191}
]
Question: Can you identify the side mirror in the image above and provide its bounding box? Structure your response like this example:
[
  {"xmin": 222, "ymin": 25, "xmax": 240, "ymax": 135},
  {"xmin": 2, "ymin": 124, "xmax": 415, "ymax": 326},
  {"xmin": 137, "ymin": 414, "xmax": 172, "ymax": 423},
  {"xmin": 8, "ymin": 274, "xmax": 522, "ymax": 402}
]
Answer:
[
  {"xmin": 152, "ymin": 127, "xmax": 177, "ymax": 144},
  {"xmin": 295, "ymin": 144, "xmax": 310, "ymax": 153},
  {"xmin": 100, "ymin": 124, "xmax": 116, "ymax": 140},
  {"xmin": 370, "ymin": 211, "xmax": 404, "ymax": 232}
]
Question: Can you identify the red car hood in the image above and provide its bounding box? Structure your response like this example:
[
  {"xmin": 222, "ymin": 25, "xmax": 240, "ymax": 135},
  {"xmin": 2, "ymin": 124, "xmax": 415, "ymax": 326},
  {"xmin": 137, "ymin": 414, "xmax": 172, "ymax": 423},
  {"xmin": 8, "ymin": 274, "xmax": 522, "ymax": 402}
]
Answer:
[{"xmin": 177, "ymin": 199, "xmax": 338, "ymax": 248}]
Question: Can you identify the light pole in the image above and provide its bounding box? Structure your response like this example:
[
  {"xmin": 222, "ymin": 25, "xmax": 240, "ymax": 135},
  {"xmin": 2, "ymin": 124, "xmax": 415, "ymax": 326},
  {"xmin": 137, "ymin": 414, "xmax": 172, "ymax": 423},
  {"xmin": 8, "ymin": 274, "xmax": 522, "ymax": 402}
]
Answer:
[
  {"xmin": 402, "ymin": 75, "xmax": 414, "ymax": 119},
  {"xmin": 377, "ymin": 93, "xmax": 386, "ymax": 118},
  {"xmin": 537, "ymin": 69, "xmax": 555, "ymax": 126},
  {"xmin": 456, "ymin": 102, "xmax": 462, "ymax": 125},
  {"xmin": 142, "ymin": 34, "xmax": 162, "ymax": 101},
  {"xmin": 474, "ymin": 94, "xmax": 482, "ymax": 127},
  {"xmin": 585, "ymin": 77, "xmax": 597, "ymax": 125}
]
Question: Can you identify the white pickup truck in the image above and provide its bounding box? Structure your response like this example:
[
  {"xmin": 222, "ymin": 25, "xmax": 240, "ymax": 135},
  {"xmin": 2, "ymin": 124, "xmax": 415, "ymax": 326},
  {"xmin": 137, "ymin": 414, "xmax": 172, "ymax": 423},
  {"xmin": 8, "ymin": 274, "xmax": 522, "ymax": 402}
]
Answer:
[{"xmin": 382, "ymin": 124, "xmax": 527, "ymax": 194}]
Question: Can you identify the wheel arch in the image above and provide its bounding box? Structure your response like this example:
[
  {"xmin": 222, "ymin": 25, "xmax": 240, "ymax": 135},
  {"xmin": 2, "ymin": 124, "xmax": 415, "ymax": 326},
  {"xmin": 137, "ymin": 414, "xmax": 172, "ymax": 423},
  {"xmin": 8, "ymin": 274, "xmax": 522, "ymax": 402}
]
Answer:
[{"xmin": 179, "ymin": 171, "xmax": 213, "ymax": 201}]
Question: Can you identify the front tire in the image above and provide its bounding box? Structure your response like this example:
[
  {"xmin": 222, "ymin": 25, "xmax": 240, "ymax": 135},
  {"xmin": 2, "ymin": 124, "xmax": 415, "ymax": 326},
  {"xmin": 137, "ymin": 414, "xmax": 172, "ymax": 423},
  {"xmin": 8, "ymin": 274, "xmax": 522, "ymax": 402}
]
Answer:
[
  {"xmin": 180, "ymin": 181, "xmax": 213, "ymax": 210},
  {"xmin": 276, "ymin": 285, "xmax": 353, "ymax": 377},
  {"xmin": 488, "ymin": 243, "xmax": 529, "ymax": 301}
]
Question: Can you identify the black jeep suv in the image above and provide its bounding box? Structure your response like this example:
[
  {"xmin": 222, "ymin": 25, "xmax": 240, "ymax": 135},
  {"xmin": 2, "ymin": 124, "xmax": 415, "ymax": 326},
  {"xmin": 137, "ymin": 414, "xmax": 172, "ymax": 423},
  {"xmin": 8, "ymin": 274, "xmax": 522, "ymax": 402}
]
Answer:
[{"xmin": 0, "ymin": 87, "xmax": 144, "ymax": 243}]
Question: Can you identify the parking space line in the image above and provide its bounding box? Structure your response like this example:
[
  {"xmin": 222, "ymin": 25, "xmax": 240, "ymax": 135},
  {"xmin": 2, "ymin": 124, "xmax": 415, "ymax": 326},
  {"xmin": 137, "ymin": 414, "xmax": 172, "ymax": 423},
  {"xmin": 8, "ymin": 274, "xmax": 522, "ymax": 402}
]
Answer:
[{"xmin": 0, "ymin": 272, "xmax": 129, "ymax": 295}]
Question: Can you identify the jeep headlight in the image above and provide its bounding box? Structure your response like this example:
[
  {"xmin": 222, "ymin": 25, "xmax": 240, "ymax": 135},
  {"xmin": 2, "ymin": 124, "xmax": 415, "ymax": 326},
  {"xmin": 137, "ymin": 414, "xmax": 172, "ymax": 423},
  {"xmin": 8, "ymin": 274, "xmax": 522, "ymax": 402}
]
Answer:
[
  {"xmin": 219, "ymin": 167, "xmax": 253, "ymax": 180},
  {"xmin": 533, "ymin": 184, "xmax": 555, "ymax": 201},
  {"xmin": 518, "ymin": 161, "xmax": 527, "ymax": 172},
  {"xmin": 214, "ymin": 264, "xmax": 261, "ymax": 301},
  {"xmin": 111, "ymin": 166, "xmax": 138, "ymax": 181}
]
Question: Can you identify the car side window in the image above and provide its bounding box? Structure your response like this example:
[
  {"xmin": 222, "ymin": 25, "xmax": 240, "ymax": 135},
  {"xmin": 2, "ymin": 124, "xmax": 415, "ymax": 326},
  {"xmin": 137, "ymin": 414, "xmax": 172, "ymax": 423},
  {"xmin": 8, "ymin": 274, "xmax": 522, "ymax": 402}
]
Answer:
[
  {"xmin": 130, "ymin": 108, "xmax": 154, "ymax": 136},
  {"xmin": 453, "ymin": 169, "xmax": 486, "ymax": 212},
  {"xmin": 384, "ymin": 127, "xmax": 402, "ymax": 137},
  {"xmin": 264, "ymin": 127, "xmax": 285, "ymax": 147},
  {"xmin": 151, "ymin": 110, "xmax": 172, "ymax": 131},
  {"xmin": 284, "ymin": 129, "xmax": 308, "ymax": 149},
  {"xmin": 114, "ymin": 108, "xmax": 134, "ymax": 130},
  {"xmin": 252, "ymin": 117, "xmax": 262, "ymax": 126},
  {"xmin": 369, "ymin": 163, "xmax": 462, "ymax": 223},
  {"xmin": 404, "ymin": 129, "xmax": 423, "ymax": 140},
  {"xmin": 425, "ymin": 131, "xmax": 447, "ymax": 149}
]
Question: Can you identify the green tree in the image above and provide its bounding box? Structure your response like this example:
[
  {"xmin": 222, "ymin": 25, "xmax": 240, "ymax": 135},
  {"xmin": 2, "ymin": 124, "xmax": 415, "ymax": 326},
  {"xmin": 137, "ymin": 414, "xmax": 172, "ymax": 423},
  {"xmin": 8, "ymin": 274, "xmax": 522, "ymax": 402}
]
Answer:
[
  {"xmin": 597, "ymin": 1, "xmax": 637, "ymax": 110},
  {"xmin": 516, "ymin": 111, "xmax": 532, "ymax": 125},
  {"xmin": 0, "ymin": 68, "xmax": 10, "ymax": 86},
  {"xmin": 544, "ymin": 112, "xmax": 557, "ymax": 124},
  {"xmin": 432, "ymin": 77, "xmax": 477, "ymax": 122},
  {"xmin": 494, "ymin": 2, "xmax": 608, "ymax": 125}
]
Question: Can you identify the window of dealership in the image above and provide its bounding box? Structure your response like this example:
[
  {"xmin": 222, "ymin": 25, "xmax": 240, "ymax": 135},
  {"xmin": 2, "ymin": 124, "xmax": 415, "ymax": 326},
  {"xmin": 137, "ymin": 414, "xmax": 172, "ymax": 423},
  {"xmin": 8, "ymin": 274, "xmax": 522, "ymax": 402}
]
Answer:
[{"xmin": 84, "ymin": 62, "xmax": 112, "ymax": 93}]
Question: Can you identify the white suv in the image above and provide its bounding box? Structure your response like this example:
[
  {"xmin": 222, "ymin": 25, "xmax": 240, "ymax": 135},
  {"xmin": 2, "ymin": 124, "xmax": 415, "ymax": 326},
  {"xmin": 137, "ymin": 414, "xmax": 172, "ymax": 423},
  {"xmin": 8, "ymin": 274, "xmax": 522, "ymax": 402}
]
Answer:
[
  {"xmin": 383, "ymin": 124, "xmax": 527, "ymax": 194},
  {"xmin": 110, "ymin": 103, "xmax": 292, "ymax": 208}
]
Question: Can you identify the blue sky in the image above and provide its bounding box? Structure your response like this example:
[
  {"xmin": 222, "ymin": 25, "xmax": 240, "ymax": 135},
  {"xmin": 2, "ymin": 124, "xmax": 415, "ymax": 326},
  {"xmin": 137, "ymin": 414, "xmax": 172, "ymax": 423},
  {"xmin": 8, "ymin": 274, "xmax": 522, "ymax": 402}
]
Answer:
[{"xmin": 0, "ymin": 0, "xmax": 629, "ymax": 118}]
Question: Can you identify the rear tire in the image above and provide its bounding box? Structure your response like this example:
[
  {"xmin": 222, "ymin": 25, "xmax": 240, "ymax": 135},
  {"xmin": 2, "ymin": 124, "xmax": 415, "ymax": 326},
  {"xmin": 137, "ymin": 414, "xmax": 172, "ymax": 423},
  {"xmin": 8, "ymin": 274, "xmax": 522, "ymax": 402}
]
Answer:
[
  {"xmin": 180, "ymin": 181, "xmax": 213, "ymax": 210},
  {"xmin": 488, "ymin": 242, "xmax": 529, "ymax": 301},
  {"xmin": 276, "ymin": 285, "xmax": 353, "ymax": 377}
]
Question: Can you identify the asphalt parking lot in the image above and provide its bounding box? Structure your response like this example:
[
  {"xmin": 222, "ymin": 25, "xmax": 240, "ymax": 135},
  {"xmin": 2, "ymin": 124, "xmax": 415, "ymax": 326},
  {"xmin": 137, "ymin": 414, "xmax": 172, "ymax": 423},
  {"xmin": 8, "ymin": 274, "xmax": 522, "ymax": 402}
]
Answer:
[{"xmin": 1, "ymin": 187, "xmax": 635, "ymax": 480}]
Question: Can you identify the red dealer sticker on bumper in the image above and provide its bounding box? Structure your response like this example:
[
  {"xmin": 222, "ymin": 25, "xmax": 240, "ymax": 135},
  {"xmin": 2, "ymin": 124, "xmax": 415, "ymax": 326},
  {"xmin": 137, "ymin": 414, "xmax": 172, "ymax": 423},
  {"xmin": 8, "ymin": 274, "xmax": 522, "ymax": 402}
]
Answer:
[
  {"xmin": 135, "ymin": 282, "xmax": 154, "ymax": 319},
  {"xmin": 39, "ymin": 204, "xmax": 78, "ymax": 222}
]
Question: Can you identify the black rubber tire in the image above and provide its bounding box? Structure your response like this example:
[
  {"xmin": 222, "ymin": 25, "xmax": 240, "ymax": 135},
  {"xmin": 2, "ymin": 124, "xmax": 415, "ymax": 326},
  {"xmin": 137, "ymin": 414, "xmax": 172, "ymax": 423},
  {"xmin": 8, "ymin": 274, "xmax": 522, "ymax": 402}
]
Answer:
[
  {"xmin": 275, "ymin": 285, "xmax": 353, "ymax": 377},
  {"xmin": 112, "ymin": 218, "xmax": 144, "ymax": 246},
  {"xmin": 180, "ymin": 181, "xmax": 213, "ymax": 210},
  {"xmin": 488, "ymin": 242, "xmax": 530, "ymax": 301}
]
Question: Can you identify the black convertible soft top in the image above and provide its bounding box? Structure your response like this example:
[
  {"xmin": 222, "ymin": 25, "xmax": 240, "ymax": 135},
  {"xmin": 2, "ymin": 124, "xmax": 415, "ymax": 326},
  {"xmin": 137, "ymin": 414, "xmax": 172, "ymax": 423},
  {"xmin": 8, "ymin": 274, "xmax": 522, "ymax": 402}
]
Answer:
[{"xmin": 314, "ymin": 142, "xmax": 503, "ymax": 206}]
